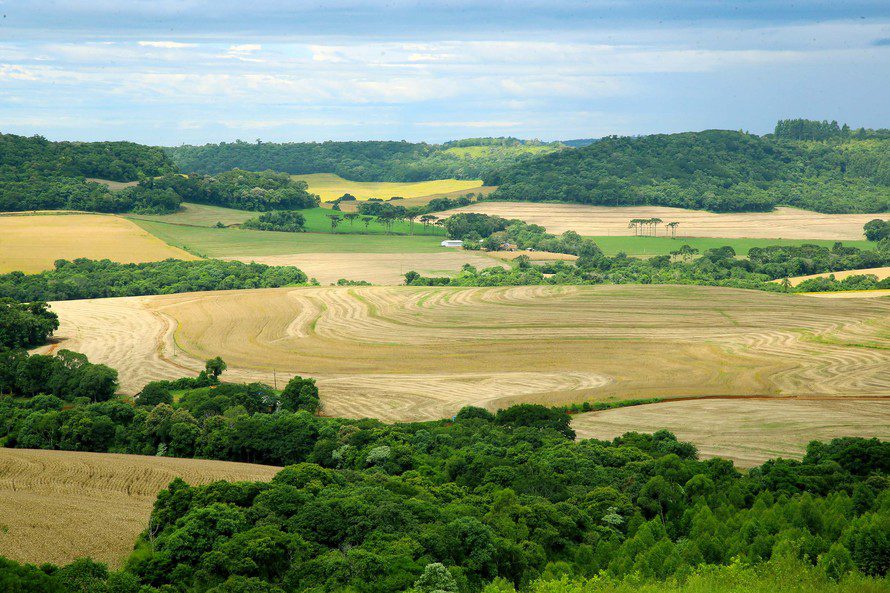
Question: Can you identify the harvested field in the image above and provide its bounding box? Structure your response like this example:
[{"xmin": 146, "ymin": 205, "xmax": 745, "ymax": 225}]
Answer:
[
  {"xmin": 437, "ymin": 202, "xmax": 877, "ymax": 241},
  {"xmin": 294, "ymin": 173, "xmax": 484, "ymax": 202},
  {"xmin": 782, "ymin": 266, "xmax": 890, "ymax": 286},
  {"xmin": 0, "ymin": 213, "xmax": 198, "ymax": 273},
  {"xmin": 803, "ymin": 289, "xmax": 890, "ymax": 299},
  {"xmin": 226, "ymin": 252, "xmax": 504, "ymax": 285},
  {"xmin": 0, "ymin": 448, "xmax": 279, "ymax": 567},
  {"xmin": 572, "ymin": 398, "xmax": 890, "ymax": 468},
  {"xmin": 36, "ymin": 285, "xmax": 890, "ymax": 422}
]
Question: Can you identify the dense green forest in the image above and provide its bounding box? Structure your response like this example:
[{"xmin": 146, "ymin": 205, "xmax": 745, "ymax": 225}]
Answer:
[
  {"xmin": 487, "ymin": 126, "xmax": 890, "ymax": 214},
  {"xmin": 143, "ymin": 171, "xmax": 319, "ymax": 211},
  {"xmin": 0, "ymin": 298, "xmax": 58, "ymax": 349},
  {"xmin": 0, "ymin": 259, "xmax": 308, "ymax": 302},
  {"xmin": 166, "ymin": 138, "xmax": 561, "ymax": 182},
  {"xmin": 0, "ymin": 350, "xmax": 887, "ymax": 592},
  {"xmin": 0, "ymin": 133, "xmax": 182, "ymax": 214},
  {"xmin": 241, "ymin": 210, "xmax": 308, "ymax": 232}
]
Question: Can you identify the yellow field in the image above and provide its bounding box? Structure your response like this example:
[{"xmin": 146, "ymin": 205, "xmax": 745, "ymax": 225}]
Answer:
[
  {"xmin": 0, "ymin": 448, "xmax": 279, "ymax": 567},
  {"xmin": 436, "ymin": 202, "xmax": 877, "ymax": 240},
  {"xmin": 35, "ymin": 285, "xmax": 890, "ymax": 421},
  {"xmin": 781, "ymin": 266, "xmax": 890, "ymax": 286},
  {"xmin": 573, "ymin": 398, "xmax": 890, "ymax": 468},
  {"xmin": 294, "ymin": 173, "xmax": 484, "ymax": 202},
  {"xmin": 225, "ymin": 251, "xmax": 504, "ymax": 285},
  {"xmin": 0, "ymin": 213, "xmax": 198, "ymax": 273}
]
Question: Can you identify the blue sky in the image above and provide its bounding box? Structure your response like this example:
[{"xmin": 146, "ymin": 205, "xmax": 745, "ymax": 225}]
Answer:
[{"xmin": 0, "ymin": 1, "xmax": 887, "ymax": 145}]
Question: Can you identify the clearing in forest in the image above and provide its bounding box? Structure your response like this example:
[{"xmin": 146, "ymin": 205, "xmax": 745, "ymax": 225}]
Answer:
[
  {"xmin": 0, "ymin": 448, "xmax": 279, "ymax": 567},
  {"xmin": 36, "ymin": 285, "xmax": 890, "ymax": 422},
  {"xmin": 436, "ymin": 202, "xmax": 879, "ymax": 241},
  {"xmin": 572, "ymin": 398, "xmax": 890, "ymax": 468},
  {"xmin": 0, "ymin": 213, "xmax": 198, "ymax": 273},
  {"xmin": 293, "ymin": 173, "xmax": 484, "ymax": 202},
  {"xmin": 226, "ymin": 251, "xmax": 504, "ymax": 285}
]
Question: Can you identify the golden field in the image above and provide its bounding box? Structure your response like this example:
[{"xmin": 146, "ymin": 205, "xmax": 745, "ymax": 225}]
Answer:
[
  {"xmin": 436, "ymin": 202, "xmax": 877, "ymax": 240},
  {"xmin": 35, "ymin": 285, "xmax": 890, "ymax": 422},
  {"xmin": 0, "ymin": 448, "xmax": 279, "ymax": 567},
  {"xmin": 573, "ymin": 398, "xmax": 890, "ymax": 468},
  {"xmin": 293, "ymin": 173, "xmax": 484, "ymax": 202},
  {"xmin": 0, "ymin": 213, "xmax": 198, "ymax": 273},
  {"xmin": 781, "ymin": 266, "xmax": 890, "ymax": 286}
]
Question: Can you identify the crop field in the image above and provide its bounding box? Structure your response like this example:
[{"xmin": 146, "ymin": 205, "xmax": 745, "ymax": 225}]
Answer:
[
  {"xmin": 0, "ymin": 213, "xmax": 198, "ymax": 273},
  {"xmin": 293, "ymin": 173, "xmax": 484, "ymax": 202},
  {"xmin": 132, "ymin": 219, "xmax": 446, "ymax": 257},
  {"xmin": 437, "ymin": 202, "xmax": 878, "ymax": 241},
  {"xmin": 573, "ymin": 398, "xmax": 890, "ymax": 468},
  {"xmin": 782, "ymin": 266, "xmax": 890, "ymax": 286},
  {"xmin": 226, "ymin": 251, "xmax": 504, "ymax": 285},
  {"xmin": 0, "ymin": 448, "xmax": 279, "ymax": 567},
  {"xmin": 36, "ymin": 285, "xmax": 890, "ymax": 422}
]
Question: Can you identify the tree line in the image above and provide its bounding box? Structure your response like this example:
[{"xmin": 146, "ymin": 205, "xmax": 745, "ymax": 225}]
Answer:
[
  {"xmin": 0, "ymin": 259, "xmax": 308, "ymax": 302},
  {"xmin": 165, "ymin": 138, "xmax": 558, "ymax": 182},
  {"xmin": 486, "ymin": 127, "xmax": 889, "ymax": 214},
  {"xmin": 0, "ymin": 348, "xmax": 886, "ymax": 592},
  {"xmin": 407, "ymin": 233, "xmax": 890, "ymax": 293}
]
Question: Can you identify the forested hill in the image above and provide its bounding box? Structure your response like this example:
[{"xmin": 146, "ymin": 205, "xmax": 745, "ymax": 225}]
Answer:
[
  {"xmin": 0, "ymin": 133, "xmax": 182, "ymax": 214},
  {"xmin": 486, "ymin": 127, "xmax": 890, "ymax": 213},
  {"xmin": 0, "ymin": 133, "xmax": 174, "ymax": 182},
  {"xmin": 165, "ymin": 138, "xmax": 561, "ymax": 182}
]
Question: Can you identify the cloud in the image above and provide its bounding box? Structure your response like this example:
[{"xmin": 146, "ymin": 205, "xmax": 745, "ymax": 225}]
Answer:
[
  {"xmin": 138, "ymin": 41, "xmax": 196, "ymax": 48},
  {"xmin": 229, "ymin": 44, "xmax": 262, "ymax": 53},
  {"xmin": 417, "ymin": 120, "xmax": 521, "ymax": 128}
]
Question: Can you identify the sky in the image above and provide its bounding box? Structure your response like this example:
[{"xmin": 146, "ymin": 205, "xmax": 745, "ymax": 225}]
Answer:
[{"xmin": 0, "ymin": 1, "xmax": 887, "ymax": 145}]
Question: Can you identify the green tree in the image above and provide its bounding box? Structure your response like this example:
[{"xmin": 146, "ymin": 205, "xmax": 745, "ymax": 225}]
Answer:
[
  {"xmin": 206, "ymin": 357, "xmax": 227, "ymax": 380},
  {"xmin": 279, "ymin": 376, "xmax": 320, "ymax": 413}
]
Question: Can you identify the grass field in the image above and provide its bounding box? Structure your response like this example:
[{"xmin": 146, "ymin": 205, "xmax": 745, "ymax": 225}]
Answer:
[
  {"xmin": 587, "ymin": 235, "xmax": 874, "ymax": 257},
  {"xmin": 294, "ymin": 173, "xmax": 484, "ymax": 202},
  {"xmin": 130, "ymin": 203, "xmax": 447, "ymax": 236},
  {"xmin": 132, "ymin": 219, "xmax": 446, "ymax": 257},
  {"xmin": 0, "ymin": 448, "xmax": 279, "ymax": 567},
  {"xmin": 0, "ymin": 213, "xmax": 198, "ymax": 273},
  {"xmin": 86, "ymin": 178, "xmax": 138, "ymax": 191},
  {"xmin": 36, "ymin": 285, "xmax": 890, "ymax": 421},
  {"xmin": 437, "ymin": 202, "xmax": 878, "ymax": 241},
  {"xmin": 573, "ymin": 398, "xmax": 890, "ymax": 468},
  {"xmin": 442, "ymin": 144, "xmax": 558, "ymax": 158}
]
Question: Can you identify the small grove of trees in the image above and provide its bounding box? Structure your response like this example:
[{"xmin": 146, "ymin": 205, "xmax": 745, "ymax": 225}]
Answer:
[
  {"xmin": 0, "ymin": 349, "xmax": 117, "ymax": 402},
  {"xmin": 863, "ymin": 219, "xmax": 889, "ymax": 242},
  {"xmin": 241, "ymin": 210, "xmax": 307, "ymax": 232},
  {"xmin": 628, "ymin": 218, "xmax": 672, "ymax": 237},
  {"xmin": 0, "ymin": 298, "xmax": 59, "ymax": 349}
]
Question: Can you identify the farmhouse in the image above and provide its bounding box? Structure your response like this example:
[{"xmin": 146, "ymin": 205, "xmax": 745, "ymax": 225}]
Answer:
[{"xmin": 441, "ymin": 239, "xmax": 464, "ymax": 247}]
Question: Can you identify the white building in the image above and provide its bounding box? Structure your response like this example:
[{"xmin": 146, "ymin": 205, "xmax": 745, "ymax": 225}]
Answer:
[{"xmin": 440, "ymin": 240, "xmax": 464, "ymax": 248}]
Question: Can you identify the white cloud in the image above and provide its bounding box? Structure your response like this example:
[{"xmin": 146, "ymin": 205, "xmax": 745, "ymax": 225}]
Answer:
[
  {"xmin": 417, "ymin": 120, "xmax": 521, "ymax": 128},
  {"xmin": 138, "ymin": 41, "xmax": 196, "ymax": 48},
  {"xmin": 229, "ymin": 44, "xmax": 262, "ymax": 53}
]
